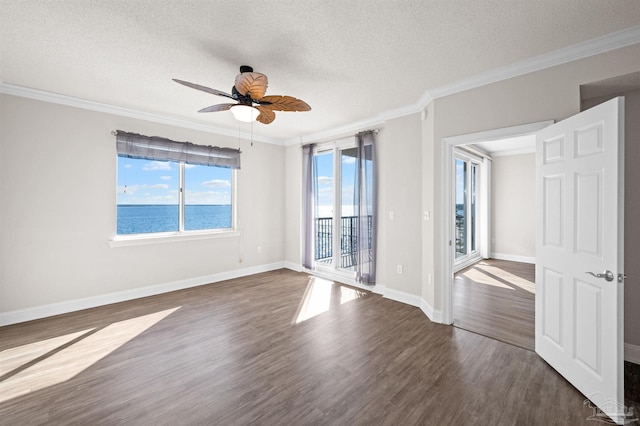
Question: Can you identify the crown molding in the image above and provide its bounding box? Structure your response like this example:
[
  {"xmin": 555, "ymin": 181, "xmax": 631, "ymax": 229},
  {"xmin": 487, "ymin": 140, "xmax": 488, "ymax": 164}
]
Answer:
[
  {"xmin": 0, "ymin": 83, "xmax": 284, "ymax": 146},
  {"xmin": 422, "ymin": 24, "xmax": 640, "ymax": 107},
  {"xmin": 284, "ymin": 102, "xmax": 424, "ymax": 146},
  {"xmin": 283, "ymin": 115, "xmax": 386, "ymax": 146}
]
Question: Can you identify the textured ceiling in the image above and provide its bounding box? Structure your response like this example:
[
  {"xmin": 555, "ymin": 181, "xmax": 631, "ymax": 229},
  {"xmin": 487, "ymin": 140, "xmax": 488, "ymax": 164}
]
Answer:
[{"xmin": 2, "ymin": 1, "xmax": 640, "ymax": 141}]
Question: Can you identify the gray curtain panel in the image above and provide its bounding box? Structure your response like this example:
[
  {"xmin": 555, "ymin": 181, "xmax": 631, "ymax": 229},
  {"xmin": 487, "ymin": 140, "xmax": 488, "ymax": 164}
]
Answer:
[
  {"xmin": 301, "ymin": 144, "xmax": 315, "ymax": 269},
  {"xmin": 115, "ymin": 130, "xmax": 241, "ymax": 169},
  {"xmin": 355, "ymin": 131, "xmax": 377, "ymax": 284}
]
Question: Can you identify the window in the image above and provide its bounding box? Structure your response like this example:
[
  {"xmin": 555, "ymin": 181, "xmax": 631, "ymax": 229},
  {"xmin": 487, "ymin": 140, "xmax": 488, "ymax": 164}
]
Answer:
[{"xmin": 114, "ymin": 131, "xmax": 239, "ymax": 237}]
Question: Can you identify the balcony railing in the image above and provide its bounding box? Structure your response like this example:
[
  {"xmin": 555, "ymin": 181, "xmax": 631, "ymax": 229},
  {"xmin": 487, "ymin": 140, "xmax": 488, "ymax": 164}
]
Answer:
[
  {"xmin": 455, "ymin": 214, "xmax": 466, "ymax": 257},
  {"xmin": 315, "ymin": 215, "xmax": 373, "ymax": 269}
]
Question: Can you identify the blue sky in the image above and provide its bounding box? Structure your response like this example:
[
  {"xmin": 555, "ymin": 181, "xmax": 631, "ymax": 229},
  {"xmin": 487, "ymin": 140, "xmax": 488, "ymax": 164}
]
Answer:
[
  {"xmin": 314, "ymin": 149, "xmax": 370, "ymax": 217},
  {"xmin": 117, "ymin": 157, "xmax": 232, "ymax": 205},
  {"xmin": 456, "ymin": 159, "xmax": 466, "ymax": 205}
]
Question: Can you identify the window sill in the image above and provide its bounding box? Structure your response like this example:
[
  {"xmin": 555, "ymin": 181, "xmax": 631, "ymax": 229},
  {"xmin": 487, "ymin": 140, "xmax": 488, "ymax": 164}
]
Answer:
[{"xmin": 109, "ymin": 230, "xmax": 241, "ymax": 248}]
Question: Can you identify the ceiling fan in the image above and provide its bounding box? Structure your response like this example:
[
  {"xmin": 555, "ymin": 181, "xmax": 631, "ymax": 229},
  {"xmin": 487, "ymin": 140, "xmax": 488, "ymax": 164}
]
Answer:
[{"xmin": 173, "ymin": 65, "xmax": 311, "ymax": 124}]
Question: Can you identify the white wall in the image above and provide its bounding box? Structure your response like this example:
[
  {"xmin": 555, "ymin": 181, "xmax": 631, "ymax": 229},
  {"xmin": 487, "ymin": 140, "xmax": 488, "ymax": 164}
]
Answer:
[
  {"xmin": 284, "ymin": 144, "xmax": 302, "ymax": 268},
  {"xmin": 490, "ymin": 153, "xmax": 535, "ymax": 261},
  {"xmin": 0, "ymin": 94, "xmax": 285, "ymax": 318},
  {"xmin": 421, "ymin": 103, "xmax": 436, "ymax": 311},
  {"xmin": 376, "ymin": 114, "xmax": 423, "ymax": 296}
]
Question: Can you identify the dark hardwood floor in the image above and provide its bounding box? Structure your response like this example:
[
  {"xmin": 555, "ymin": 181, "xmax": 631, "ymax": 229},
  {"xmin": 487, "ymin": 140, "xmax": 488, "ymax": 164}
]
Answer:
[
  {"xmin": 453, "ymin": 259, "xmax": 640, "ymax": 417},
  {"xmin": 454, "ymin": 258, "xmax": 535, "ymax": 351},
  {"xmin": 0, "ymin": 269, "xmax": 601, "ymax": 424}
]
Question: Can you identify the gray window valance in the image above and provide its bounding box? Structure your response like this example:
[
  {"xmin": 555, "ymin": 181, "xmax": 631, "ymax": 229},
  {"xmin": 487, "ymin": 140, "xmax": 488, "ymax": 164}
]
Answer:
[{"xmin": 115, "ymin": 130, "xmax": 241, "ymax": 169}]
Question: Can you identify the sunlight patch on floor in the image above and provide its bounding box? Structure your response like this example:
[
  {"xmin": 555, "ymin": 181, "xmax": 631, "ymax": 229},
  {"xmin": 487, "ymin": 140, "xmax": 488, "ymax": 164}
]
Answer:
[
  {"xmin": 0, "ymin": 329, "xmax": 95, "ymax": 377},
  {"xmin": 294, "ymin": 276, "xmax": 366, "ymax": 324},
  {"xmin": 459, "ymin": 268, "xmax": 513, "ymax": 290},
  {"xmin": 460, "ymin": 265, "xmax": 535, "ymax": 293},
  {"xmin": 0, "ymin": 307, "xmax": 180, "ymax": 403},
  {"xmin": 295, "ymin": 277, "xmax": 332, "ymax": 324}
]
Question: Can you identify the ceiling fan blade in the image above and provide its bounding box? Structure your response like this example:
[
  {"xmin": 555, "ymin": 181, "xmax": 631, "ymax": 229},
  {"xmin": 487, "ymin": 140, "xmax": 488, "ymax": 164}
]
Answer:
[
  {"xmin": 234, "ymin": 72, "xmax": 268, "ymax": 100},
  {"xmin": 173, "ymin": 79, "xmax": 234, "ymax": 99},
  {"xmin": 258, "ymin": 95, "xmax": 311, "ymax": 112},
  {"xmin": 255, "ymin": 106, "xmax": 276, "ymax": 124},
  {"xmin": 198, "ymin": 103, "xmax": 236, "ymax": 113}
]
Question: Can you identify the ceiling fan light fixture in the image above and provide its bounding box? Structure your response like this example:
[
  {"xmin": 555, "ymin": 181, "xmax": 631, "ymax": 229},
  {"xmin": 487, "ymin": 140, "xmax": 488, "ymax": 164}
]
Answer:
[{"xmin": 231, "ymin": 105, "xmax": 259, "ymax": 122}]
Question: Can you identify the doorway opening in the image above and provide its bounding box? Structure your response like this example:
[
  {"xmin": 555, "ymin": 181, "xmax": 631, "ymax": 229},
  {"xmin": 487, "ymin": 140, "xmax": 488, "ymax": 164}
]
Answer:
[{"xmin": 441, "ymin": 121, "xmax": 552, "ymax": 349}]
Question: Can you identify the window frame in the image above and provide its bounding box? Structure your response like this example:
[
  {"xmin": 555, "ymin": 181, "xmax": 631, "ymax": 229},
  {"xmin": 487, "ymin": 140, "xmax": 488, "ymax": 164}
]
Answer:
[
  {"xmin": 312, "ymin": 137, "xmax": 361, "ymax": 279},
  {"xmin": 453, "ymin": 149, "xmax": 482, "ymax": 269},
  {"xmin": 112, "ymin": 156, "xmax": 238, "ymax": 246}
]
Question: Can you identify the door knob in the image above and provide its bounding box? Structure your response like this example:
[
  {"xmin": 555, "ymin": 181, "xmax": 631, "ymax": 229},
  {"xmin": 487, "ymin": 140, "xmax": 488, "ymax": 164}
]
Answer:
[{"xmin": 586, "ymin": 270, "xmax": 614, "ymax": 282}]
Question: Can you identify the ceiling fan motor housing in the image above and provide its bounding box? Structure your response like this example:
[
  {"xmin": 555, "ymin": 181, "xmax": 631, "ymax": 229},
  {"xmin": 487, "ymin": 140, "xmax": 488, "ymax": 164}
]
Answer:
[{"xmin": 232, "ymin": 86, "xmax": 253, "ymax": 105}]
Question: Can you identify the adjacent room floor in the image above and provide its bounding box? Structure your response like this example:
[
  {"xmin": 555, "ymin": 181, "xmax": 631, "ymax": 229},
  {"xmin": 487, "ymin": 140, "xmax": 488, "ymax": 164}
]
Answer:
[
  {"xmin": 453, "ymin": 258, "xmax": 535, "ymax": 350},
  {"xmin": 0, "ymin": 269, "xmax": 600, "ymax": 424}
]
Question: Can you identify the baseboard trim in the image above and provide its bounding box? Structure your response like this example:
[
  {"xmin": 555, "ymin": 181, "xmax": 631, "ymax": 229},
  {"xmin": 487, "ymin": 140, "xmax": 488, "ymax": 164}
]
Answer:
[
  {"xmin": 490, "ymin": 253, "xmax": 536, "ymax": 264},
  {"xmin": 383, "ymin": 287, "xmax": 422, "ymax": 308},
  {"xmin": 419, "ymin": 299, "xmax": 443, "ymax": 323},
  {"xmin": 382, "ymin": 288, "xmax": 443, "ymax": 324},
  {"xmin": 420, "ymin": 299, "xmax": 434, "ymax": 320},
  {"xmin": 284, "ymin": 261, "xmax": 303, "ymax": 272},
  {"xmin": 625, "ymin": 343, "xmax": 640, "ymax": 365},
  {"xmin": 295, "ymin": 266, "xmax": 384, "ymax": 296},
  {"xmin": 0, "ymin": 262, "xmax": 286, "ymax": 327}
]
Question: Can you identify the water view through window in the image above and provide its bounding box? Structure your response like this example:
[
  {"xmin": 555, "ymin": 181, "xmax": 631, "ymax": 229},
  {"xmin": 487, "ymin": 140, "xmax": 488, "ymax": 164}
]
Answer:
[{"xmin": 116, "ymin": 157, "xmax": 232, "ymax": 235}]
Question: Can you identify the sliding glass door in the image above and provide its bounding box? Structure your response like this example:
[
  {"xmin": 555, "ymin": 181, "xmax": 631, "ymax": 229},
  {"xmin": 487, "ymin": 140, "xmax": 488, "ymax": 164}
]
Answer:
[{"xmin": 312, "ymin": 141, "xmax": 373, "ymax": 275}]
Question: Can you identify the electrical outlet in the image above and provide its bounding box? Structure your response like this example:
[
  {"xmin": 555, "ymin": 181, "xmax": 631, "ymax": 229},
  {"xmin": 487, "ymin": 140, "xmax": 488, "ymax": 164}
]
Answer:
[
  {"xmin": 257, "ymin": 246, "xmax": 262, "ymax": 254},
  {"xmin": 389, "ymin": 211, "xmax": 395, "ymax": 220},
  {"xmin": 397, "ymin": 265, "xmax": 403, "ymax": 274}
]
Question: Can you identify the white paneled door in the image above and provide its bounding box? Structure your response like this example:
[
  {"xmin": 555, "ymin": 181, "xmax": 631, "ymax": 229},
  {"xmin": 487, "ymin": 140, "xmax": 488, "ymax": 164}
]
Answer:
[{"xmin": 536, "ymin": 97, "xmax": 625, "ymax": 424}]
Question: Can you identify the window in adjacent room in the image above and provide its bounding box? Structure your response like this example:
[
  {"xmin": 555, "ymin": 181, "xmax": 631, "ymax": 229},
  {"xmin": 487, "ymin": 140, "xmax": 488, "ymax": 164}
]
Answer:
[{"xmin": 454, "ymin": 150, "xmax": 481, "ymax": 265}]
